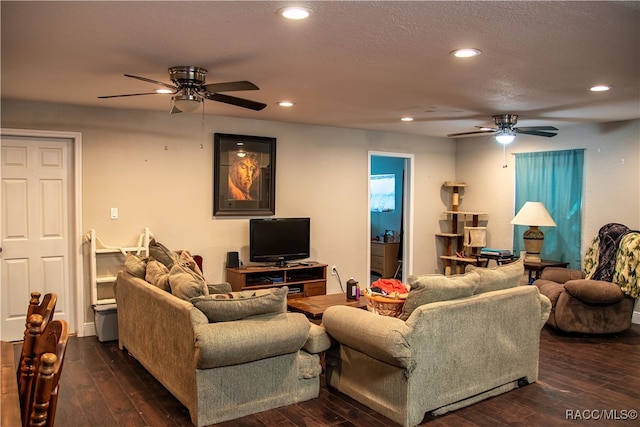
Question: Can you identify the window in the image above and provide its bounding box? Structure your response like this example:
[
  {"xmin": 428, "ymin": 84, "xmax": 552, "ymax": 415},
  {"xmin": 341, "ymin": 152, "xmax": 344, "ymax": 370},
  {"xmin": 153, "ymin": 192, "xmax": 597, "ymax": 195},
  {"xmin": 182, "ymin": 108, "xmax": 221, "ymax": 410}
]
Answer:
[{"xmin": 370, "ymin": 174, "xmax": 395, "ymax": 212}]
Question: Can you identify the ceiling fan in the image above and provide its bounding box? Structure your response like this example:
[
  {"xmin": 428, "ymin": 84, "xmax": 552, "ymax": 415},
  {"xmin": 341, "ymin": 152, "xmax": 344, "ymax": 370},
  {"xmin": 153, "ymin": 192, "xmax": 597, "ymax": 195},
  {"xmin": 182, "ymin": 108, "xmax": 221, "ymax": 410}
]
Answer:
[
  {"xmin": 98, "ymin": 66, "xmax": 267, "ymax": 113},
  {"xmin": 447, "ymin": 114, "xmax": 558, "ymax": 143}
]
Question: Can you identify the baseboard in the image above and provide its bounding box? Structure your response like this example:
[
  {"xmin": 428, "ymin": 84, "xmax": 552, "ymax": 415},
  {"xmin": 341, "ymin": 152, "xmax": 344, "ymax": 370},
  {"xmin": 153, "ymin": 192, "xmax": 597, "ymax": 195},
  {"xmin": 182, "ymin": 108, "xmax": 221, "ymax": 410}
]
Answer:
[
  {"xmin": 632, "ymin": 311, "xmax": 640, "ymax": 325},
  {"xmin": 81, "ymin": 322, "xmax": 96, "ymax": 337}
]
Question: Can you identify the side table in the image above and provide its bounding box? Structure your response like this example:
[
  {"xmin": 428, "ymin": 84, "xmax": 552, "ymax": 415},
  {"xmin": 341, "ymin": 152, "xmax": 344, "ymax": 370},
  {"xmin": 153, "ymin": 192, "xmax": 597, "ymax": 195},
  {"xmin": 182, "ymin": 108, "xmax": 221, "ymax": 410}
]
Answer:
[
  {"xmin": 524, "ymin": 259, "xmax": 569, "ymax": 284},
  {"xmin": 475, "ymin": 253, "xmax": 514, "ymax": 268}
]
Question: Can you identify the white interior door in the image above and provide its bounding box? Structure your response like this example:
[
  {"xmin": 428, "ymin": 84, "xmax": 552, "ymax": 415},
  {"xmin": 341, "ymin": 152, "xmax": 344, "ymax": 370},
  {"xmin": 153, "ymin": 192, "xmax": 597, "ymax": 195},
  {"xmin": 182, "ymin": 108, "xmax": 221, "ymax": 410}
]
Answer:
[{"xmin": 1, "ymin": 135, "xmax": 74, "ymax": 341}]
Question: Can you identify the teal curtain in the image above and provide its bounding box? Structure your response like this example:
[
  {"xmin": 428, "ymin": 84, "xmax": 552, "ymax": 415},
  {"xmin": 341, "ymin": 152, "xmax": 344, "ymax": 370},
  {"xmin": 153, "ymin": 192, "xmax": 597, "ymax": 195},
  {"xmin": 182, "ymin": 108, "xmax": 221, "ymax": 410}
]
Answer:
[{"xmin": 514, "ymin": 149, "xmax": 584, "ymax": 269}]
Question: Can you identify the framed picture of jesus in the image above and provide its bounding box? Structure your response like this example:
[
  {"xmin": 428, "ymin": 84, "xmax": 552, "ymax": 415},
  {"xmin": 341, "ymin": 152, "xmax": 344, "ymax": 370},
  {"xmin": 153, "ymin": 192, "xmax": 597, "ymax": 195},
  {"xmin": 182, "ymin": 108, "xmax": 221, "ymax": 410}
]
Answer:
[{"xmin": 213, "ymin": 133, "xmax": 276, "ymax": 216}]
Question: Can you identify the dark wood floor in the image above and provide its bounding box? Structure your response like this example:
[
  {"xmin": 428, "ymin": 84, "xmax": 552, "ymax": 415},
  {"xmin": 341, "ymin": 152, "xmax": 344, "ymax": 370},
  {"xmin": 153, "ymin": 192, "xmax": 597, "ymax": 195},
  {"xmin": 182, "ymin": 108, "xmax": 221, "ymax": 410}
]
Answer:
[{"xmin": 13, "ymin": 324, "xmax": 640, "ymax": 427}]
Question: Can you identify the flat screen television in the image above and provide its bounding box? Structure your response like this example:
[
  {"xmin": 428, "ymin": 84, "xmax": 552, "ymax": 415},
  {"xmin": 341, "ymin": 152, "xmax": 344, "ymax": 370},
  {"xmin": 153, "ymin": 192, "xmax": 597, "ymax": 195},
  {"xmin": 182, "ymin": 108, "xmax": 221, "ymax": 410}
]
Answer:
[{"xmin": 249, "ymin": 218, "xmax": 311, "ymax": 266}]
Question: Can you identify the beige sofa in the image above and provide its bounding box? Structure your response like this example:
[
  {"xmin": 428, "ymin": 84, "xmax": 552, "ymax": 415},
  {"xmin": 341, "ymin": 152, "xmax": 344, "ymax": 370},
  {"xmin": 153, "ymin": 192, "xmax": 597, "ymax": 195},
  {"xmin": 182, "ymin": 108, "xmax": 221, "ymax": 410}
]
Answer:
[
  {"xmin": 322, "ymin": 260, "xmax": 551, "ymax": 427},
  {"xmin": 114, "ymin": 270, "xmax": 329, "ymax": 426}
]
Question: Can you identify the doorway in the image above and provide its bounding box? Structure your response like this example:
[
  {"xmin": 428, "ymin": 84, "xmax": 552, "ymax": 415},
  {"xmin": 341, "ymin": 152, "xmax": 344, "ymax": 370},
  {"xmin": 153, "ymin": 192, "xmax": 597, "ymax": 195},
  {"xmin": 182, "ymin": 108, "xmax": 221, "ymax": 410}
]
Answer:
[
  {"xmin": 1, "ymin": 128, "xmax": 83, "ymax": 341},
  {"xmin": 368, "ymin": 152, "xmax": 413, "ymax": 284}
]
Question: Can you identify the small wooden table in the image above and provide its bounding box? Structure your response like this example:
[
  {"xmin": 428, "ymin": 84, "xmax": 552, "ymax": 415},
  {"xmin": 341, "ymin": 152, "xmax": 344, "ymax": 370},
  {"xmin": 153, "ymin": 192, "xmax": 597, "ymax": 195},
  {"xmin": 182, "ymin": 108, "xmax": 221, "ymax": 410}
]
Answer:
[
  {"xmin": 287, "ymin": 293, "xmax": 367, "ymax": 320},
  {"xmin": 524, "ymin": 259, "xmax": 569, "ymax": 283},
  {"xmin": 475, "ymin": 253, "xmax": 514, "ymax": 267}
]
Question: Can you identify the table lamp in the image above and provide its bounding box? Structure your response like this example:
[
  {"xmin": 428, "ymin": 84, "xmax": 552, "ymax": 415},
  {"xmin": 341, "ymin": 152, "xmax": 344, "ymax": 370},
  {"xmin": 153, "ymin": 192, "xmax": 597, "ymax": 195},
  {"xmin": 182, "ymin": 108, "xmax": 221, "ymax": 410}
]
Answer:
[{"xmin": 510, "ymin": 201, "xmax": 556, "ymax": 263}]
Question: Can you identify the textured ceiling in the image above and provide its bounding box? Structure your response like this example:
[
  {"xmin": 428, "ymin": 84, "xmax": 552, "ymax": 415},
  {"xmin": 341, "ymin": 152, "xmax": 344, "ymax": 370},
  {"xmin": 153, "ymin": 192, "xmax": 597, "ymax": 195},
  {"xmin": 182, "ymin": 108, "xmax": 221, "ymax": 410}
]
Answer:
[{"xmin": 2, "ymin": 1, "xmax": 639, "ymax": 138}]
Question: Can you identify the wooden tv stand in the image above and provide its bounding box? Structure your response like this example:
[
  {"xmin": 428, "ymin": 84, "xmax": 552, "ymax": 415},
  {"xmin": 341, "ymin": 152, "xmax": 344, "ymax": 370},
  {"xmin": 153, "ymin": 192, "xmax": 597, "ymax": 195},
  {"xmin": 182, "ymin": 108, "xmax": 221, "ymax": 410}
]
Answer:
[{"xmin": 226, "ymin": 263, "xmax": 327, "ymax": 298}]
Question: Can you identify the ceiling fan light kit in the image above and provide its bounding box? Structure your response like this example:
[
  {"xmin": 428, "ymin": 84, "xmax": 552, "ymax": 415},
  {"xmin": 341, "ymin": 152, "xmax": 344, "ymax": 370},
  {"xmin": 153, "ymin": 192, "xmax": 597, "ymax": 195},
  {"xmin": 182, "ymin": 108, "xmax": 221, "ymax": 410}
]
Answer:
[
  {"xmin": 495, "ymin": 129, "xmax": 516, "ymax": 144},
  {"xmin": 172, "ymin": 94, "xmax": 202, "ymax": 113}
]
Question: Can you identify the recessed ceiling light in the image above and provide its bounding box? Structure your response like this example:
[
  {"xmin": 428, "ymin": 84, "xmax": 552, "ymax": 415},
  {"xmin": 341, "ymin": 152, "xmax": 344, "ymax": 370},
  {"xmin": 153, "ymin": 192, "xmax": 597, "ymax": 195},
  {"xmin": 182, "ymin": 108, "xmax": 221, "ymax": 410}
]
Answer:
[
  {"xmin": 401, "ymin": 117, "xmax": 414, "ymax": 122},
  {"xmin": 451, "ymin": 48, "xmax": 482, "ymax": 58},
  {"xmin": 279, "ymin": 6, "xmax": 312, "ymax": 20},
  {"xmin": 155, "ymin": 89, "xmax": 173, "ymax": 94},
  {"xmin": 590, "ymin": 85, "xmax": 611, "ymax": 92},
  {"xmin": 278, "ymin": 101, "xmax": 295, "ymax": 107}
]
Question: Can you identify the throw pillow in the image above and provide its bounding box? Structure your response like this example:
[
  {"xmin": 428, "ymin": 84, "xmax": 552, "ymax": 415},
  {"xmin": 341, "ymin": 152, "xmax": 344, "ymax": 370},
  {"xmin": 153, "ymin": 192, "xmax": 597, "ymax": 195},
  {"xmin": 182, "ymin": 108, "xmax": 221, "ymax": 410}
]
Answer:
[
  {"xmin": 124, "ymin": 253, "xmax": 147, "ymax": 279},
  {"xmin": 191, "ymin": 286, "xmax": 288, "ymax": 322},
  {"xmin": 149, "ymin": 239, "xmax": 178, "ymax": 269},
  {"xmin": 399, "ymin": 271, "xmax": 479, "ymax": 321},
  {"xmin": 169, "ymin": 262, "xmax": 209, "ymax": 300},
  {"xmin": 146, "ymin": 259, "xmax": 170, "ymax": 292},
  {"xmin": 465, "ymin": 258, "xmax": 524, "ymax": 294},
  {"xmin": 207, "ymin": 283, "xmax": 233, "ymax": 294},
  {"xmin": 177, "ymin": 250, "xmax": 204, "ymax": 277}
]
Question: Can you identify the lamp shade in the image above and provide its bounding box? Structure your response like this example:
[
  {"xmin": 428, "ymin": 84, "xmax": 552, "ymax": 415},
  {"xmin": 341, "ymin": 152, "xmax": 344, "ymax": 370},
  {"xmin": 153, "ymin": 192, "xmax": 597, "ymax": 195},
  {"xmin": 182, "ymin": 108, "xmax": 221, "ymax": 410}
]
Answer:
[
  {"xmin": 511, "ymin": 201, "xmax": 556, "ymax": 263},
  {"xmin": 510, "ymin": 202, "xmax": 556, "ymax": 227}
]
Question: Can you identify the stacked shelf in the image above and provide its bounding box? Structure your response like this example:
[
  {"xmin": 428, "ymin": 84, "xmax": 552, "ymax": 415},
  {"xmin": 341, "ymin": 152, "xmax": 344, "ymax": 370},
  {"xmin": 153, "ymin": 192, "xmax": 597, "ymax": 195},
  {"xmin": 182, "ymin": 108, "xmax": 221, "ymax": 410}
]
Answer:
[{"xmin": 436, "ymin": 182, "xmax": 487, "ymax": 275}]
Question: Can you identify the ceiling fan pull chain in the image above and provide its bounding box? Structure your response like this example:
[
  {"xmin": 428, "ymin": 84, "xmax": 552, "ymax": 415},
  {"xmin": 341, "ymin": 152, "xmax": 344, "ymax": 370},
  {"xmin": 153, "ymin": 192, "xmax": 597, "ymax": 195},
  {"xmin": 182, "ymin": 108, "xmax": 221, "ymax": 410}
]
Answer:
[
  {"xmin": 200, "ymin": 102, "xmax": 206, "ymax": 149},
  {"xmin": 502, "ymin": 144, "xmax": 508, "ymax": 168}
]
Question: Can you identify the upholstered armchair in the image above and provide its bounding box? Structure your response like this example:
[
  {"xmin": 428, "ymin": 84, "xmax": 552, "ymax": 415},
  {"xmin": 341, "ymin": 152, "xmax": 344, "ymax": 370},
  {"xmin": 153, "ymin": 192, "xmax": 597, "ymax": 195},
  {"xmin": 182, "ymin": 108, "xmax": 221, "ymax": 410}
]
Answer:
[
  {"xmin": 534, "ymin": 223, "xmax": 638, "ymax": 334},
  {"xmin": 535, "ymin": 267, "xmax": 635, "ymax": 334}
]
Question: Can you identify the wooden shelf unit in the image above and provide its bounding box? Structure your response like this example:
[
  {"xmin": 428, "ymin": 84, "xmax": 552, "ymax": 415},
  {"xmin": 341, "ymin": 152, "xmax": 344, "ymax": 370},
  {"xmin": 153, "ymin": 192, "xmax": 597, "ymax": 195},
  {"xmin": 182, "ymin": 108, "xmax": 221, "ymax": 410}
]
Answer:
[
  {"xmin": 226, "ymin": 263, "xmax": 327, "ymax": 298},
  {"xmin": 437, "ymin": 182, "xmax": 487, "ymax": 275}
]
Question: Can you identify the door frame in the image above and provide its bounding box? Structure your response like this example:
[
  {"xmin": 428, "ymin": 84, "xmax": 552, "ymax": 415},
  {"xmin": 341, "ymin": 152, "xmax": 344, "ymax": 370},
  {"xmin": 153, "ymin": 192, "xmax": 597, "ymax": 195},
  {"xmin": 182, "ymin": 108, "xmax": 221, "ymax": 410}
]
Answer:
[
  {"xmin": 1, "ymin": 128, "xmax": 84, "ymax": 337},
  {"xmin": 368, "ymin": 151, "xmax": 414, "ymax": 282}
]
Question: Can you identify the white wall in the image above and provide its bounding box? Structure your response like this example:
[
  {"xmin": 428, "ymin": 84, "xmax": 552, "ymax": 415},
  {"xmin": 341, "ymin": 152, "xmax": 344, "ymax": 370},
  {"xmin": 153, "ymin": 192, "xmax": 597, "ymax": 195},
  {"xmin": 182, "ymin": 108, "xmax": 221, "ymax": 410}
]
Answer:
[{"xmin": 1, "ymin": 99, "xmax": 456, "ymax": 329}]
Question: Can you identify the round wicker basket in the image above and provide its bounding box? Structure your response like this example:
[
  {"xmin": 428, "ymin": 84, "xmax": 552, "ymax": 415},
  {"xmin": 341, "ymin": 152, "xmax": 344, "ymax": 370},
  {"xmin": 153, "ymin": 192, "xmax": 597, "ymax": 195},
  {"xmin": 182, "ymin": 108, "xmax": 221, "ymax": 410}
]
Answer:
[{"xmin": 364, "ymin": 293, "xmax": 405, "ymax": 318}]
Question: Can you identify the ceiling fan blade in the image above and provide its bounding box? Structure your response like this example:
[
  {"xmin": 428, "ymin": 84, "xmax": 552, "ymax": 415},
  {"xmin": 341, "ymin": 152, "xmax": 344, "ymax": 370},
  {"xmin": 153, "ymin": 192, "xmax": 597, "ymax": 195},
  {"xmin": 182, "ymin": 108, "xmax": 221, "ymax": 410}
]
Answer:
[
  {"xmin": 98, "ymin": 92, "xmax": 171, "ymax": 99},
  {"xmin": 447, "ymin": 130, "xmax": 496, "ymax": 138},
  {"xmin": 203, "ymin": 81, "xmax": 259, "ymax": 93},
  {"xmin": 205, "ymin": 93, "xmax": 267, "ymax": 111},
  {"xmin": 124, "ymin": 74, "xmax": 177, "ymax": 90},
  {"xmin": 515, "ymin": 129, "xmax": 558, "ymax": 137},
  {"xmin": 514, "ymin": 126, "xmax": 559, "ymax": 132}
]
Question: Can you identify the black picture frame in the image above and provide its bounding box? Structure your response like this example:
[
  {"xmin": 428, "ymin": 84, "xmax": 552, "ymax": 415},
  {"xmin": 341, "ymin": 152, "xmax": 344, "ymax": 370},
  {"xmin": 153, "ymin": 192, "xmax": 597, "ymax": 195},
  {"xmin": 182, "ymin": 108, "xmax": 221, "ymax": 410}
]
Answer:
[{"xmin": 213, "ymin": 133, "xmax": 276, "ymax": 216}]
